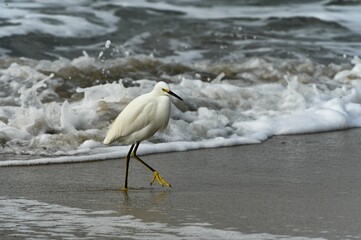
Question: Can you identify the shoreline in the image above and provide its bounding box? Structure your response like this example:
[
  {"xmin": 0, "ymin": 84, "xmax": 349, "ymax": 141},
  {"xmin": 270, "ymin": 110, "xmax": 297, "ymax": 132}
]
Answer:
[{"xmin": 1, "ymin": 129, "xmax": 361, "ymax": 239}]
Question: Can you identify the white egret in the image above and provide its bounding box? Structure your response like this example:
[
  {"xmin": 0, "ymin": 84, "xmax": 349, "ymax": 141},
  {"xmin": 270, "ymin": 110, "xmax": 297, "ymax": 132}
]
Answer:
[{"xmin": 103, "ymin": 81, "xmax": 183, "ymax": 191}]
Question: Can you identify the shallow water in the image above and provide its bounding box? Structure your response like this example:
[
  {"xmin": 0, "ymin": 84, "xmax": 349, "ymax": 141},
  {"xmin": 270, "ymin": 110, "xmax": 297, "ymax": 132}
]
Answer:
[
  {"xmin": 0, "ymin": 197, "xmax": 327, "ymax": 240},
  {"xmin": 1, "ymin": 0, "xmax": 361, "ymax": 164},
  {"xmin": 2, "ymin": 130, "xmax": 361, "ymax": 239}
]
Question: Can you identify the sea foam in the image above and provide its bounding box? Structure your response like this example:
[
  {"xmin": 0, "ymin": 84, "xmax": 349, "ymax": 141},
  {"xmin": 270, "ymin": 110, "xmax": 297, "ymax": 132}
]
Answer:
[{"xmin": 1, "ymin": 55, "xmax": 361, "ymax": 165}]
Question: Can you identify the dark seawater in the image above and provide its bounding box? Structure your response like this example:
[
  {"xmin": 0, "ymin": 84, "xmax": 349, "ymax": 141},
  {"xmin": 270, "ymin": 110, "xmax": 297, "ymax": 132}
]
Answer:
[{"xmin": 2, "ymin": 0, "xmax": 361, "ymax": 62}]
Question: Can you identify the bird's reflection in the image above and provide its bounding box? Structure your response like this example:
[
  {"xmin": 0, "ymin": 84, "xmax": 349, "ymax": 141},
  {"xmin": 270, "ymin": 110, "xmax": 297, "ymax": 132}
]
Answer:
[{"xmin": 120, "ymin": 188, "xmax": 171, "ymax": 204}]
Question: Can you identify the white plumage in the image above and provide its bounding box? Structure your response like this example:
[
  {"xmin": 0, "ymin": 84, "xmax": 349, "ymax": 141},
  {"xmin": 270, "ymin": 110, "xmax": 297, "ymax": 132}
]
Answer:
[
  {"xmin": 103, "ymin": 81, "xmax": 183, "ymax": 191},
  {"xmin": 104, "ymin": 82, "xmax": 171, "ymax": 145}
]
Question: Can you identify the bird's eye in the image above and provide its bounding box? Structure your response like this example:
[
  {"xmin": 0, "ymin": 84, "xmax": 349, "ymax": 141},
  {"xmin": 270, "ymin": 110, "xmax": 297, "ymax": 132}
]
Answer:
[{"xmin": 162, "ymin": 88, "xmax": 169, "ymax": 93}]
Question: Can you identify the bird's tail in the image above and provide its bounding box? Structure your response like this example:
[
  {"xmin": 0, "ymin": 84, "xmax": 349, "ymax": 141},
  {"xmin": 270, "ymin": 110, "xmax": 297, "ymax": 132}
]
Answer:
[{"xmin": 103, "ymin": 131, "xmax": 116, "ymax": 144}]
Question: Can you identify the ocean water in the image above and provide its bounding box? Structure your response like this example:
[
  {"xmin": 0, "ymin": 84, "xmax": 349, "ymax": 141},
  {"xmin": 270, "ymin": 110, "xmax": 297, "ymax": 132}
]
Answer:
[
  {"xmin": 1, "ymin": 0, "xmax": 361, "ymax": 165},
  {"xmin": 0, "ymin": 197, "xmax": 326, "ymax": 240}
]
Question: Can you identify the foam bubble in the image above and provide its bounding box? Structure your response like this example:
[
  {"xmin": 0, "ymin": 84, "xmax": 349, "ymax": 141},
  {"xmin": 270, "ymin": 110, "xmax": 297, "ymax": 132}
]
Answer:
[
  {"xmin": 105, "ymin": 40, "xmax": 111, "ymax": 49},
  {"xmin": 98, "ymin": 51, "xmax": 104, "ymax": 59}
]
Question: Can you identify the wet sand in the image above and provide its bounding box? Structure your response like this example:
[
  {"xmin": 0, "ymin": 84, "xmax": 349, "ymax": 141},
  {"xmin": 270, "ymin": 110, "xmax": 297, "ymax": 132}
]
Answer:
[{"xmin": 1, "ymin": 129, "xmax": 361, "ymax": 239}]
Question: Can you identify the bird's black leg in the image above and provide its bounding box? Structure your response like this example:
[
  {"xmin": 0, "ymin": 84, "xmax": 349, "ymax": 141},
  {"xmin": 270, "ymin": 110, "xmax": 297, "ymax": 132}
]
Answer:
[
  {"xmin": 132, "ymin": 142, "xmax": 171, "ymax": 188},
  {"xmin": 123, "ymin": 144, "xmax": 135, "ymax": 191},
  {"xmin": 132, "ymin": 142, "xmax": 155, "ymax": 172}
]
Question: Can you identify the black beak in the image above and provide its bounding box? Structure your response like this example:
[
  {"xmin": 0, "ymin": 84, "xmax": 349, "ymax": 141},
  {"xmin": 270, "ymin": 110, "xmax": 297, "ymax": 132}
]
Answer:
[{"xmin": 168, "ymin": 90, "xmax": 183, "ymax": 101}]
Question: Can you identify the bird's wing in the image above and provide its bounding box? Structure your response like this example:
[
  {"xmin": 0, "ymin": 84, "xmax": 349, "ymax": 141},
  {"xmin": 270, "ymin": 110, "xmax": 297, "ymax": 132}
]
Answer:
[{"xmin": 104, "ymin": 94, "xmax": 156, "ymax": 144}]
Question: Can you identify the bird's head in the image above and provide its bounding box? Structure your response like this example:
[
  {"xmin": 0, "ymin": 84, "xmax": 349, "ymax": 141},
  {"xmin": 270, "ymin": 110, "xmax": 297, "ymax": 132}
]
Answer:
[{"xmin": 154, "ymin": 81, "xmax": 183, "ymax": 101}]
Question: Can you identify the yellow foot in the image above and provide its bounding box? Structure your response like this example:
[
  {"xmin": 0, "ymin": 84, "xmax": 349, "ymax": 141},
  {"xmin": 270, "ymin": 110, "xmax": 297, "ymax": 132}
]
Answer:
[
  {"xmin": 121, "ymin": 187, "xmax": 128, "ymax": 192},
  {"xmin": 150, "ymin": 171, "xmax": 171, "ymax": 188}
]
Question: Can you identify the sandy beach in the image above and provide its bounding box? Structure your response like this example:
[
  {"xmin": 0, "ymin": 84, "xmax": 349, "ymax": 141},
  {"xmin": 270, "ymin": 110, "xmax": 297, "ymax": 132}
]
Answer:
[{"xmin": 1, "ymin": 129, "xmax": 361, "ymax": 239}]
